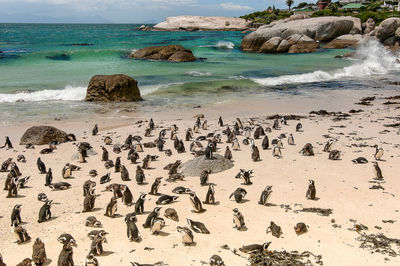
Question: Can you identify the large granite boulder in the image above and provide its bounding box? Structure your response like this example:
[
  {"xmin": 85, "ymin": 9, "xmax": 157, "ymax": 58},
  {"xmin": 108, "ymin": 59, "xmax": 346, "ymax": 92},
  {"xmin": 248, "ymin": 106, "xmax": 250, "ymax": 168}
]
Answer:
[
  {"xmin": 130, "ymin": 45, "xmax": 197, "ymax": 62},
  {"xmin": 180, "ymin": 154, "xmax": 234, "ymax": 177},
  {"xmin": 242, "ymin": 16, "xmax": 361, "ymax": 52},
  {"xmin": 324, "ymin": 34, "xmax": 363, "ymax": 49},
  {"xmin": 372, "ymin": 18, "xmax": 400, "ymax": 41},
  {"xmin": 287, "ymin": 35, "xmax": 319, "ymax": 53},
  {"xmin": 85, "ymin": 74, "xmax": 142, "ymax": 102},
  {"xmin": 20, "ymin": 126, "xmax": 68, "ymax": 145},
  {"xmin": 153, "ymin": 16, "xmax": 250, "ymax": 31}
]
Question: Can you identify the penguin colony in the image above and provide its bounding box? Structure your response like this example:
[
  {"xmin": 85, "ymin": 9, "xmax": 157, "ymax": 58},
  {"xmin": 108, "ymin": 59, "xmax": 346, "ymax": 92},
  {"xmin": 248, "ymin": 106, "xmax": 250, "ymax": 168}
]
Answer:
[{"xmin": 0, "ymin": 111, "xmax": 393, "ymax": 266}]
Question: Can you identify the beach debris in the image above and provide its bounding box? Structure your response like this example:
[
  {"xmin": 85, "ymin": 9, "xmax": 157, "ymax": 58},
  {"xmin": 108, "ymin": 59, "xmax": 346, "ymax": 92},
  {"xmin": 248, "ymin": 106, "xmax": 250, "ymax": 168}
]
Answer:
[
  {"xmin": 248, "ymin": 250, "xmax": 323, "ymax": 265},
  {"xmin": 356, "ymin": 231, "xmax": 400, "ymax": 257},
  {"xmin": 298, "ymin": 207, "xmax": 333, "ymax": 216}
]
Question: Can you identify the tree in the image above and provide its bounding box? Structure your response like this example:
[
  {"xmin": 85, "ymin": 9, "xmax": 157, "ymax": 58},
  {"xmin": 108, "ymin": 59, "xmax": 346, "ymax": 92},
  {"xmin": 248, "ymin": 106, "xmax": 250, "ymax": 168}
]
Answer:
[{"xmin": 286, "ymin": 0, "xmax": 294, "ymax": 11}]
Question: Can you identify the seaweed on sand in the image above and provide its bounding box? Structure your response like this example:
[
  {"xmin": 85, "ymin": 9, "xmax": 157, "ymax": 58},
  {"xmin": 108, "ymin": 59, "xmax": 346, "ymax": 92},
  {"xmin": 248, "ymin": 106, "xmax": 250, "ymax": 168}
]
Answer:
[
  {"xmin": 298, "ymin": 207, "xmax": 333, "ymax": 216},
  {"xmin": 356, "ymin": 231, "xmax": 400, "ymax": 257},
  {"xmin": 248, "ymin": 250, "xmax": 323, "ymax": 266}
]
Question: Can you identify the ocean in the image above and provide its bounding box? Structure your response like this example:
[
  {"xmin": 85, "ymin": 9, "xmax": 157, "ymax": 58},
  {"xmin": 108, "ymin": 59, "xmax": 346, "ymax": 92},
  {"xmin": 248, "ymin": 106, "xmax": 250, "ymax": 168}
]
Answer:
[{"xmin": 0, "ymin": 23, "xmax": 399, "ymax": 125}]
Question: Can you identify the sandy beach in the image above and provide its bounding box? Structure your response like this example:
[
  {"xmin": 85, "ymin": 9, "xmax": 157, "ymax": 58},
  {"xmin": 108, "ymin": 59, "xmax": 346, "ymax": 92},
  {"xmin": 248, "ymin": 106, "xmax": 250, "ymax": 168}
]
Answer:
[{"xmin": 1, "ymin": 91, "xmax": 400, "ymax": 266}]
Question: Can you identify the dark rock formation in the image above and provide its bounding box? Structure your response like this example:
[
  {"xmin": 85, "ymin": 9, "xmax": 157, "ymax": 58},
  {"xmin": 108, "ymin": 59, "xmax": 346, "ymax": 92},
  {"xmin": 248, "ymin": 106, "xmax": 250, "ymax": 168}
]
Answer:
[
  {"xmin": 20, "ymin": 126, "xmax": 68, "ymax": 145},
  {"xmin": 130, "ymin": 45, "xmax": 197, "ymax": 62}
]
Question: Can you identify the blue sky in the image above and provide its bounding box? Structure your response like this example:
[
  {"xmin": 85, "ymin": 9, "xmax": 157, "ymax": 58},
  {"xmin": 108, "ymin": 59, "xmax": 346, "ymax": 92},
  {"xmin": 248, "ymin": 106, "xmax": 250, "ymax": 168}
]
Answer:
[{"xmin": 0, "ymin": 0, "xmax": 310, "ymax": 23}]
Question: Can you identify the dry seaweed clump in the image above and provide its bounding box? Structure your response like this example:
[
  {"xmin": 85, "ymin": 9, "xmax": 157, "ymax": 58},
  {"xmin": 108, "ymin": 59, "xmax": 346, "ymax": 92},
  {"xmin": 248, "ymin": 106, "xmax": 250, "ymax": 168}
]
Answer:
[
  {"xmin": 249, "ymin": 250, "xmax": 323, "ymax": 266},
  {"xmin": 356, "ymin": 232, "xmax": 400, "ymax": 257},
  {"xmin": 298, "ymin": 208, "xmax": 333, "ymax": 216}
]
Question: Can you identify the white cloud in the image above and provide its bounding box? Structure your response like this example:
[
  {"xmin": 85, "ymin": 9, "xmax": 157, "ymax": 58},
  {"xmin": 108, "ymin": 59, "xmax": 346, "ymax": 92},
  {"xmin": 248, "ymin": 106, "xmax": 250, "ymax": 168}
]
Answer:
[{"xmin": 220, "ymin": 2, "xmax": 253, "ymax": 11}]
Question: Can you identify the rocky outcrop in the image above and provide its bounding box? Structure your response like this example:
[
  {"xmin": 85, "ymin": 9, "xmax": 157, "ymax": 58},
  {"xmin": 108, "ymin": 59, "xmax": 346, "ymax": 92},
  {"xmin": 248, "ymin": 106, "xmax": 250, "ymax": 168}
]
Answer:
[
  {"xmin": 130, "ymin": 45, "xmax": 197, "ymax": 62},
  {"xmin": 242, "ymin": 16, "xmax": 361, "ymax": 53},
  {"xmin": 85, "ymin": 74, "xmax": 142, "ymax": 102},
  {"xmin": 257, "ymin": 34, "xmax": 319, "ymax": 53},
  {"xmin": 324, "ymin": 34, "xmax": 363, "ymax": 49},
  {"xmin": 153, "ymin": 16, "xmax": 250, "ymax": 31},
  {"xmin": 20, "ymin": 126, "xmax": 68, "ymax": 145},
  {"xmin": 181, "ymin": 154, "xmax": 234, "ymax": 176},
  {"xmin": 371, "ymin": 18, "xmax": 400, "ymax": 41},
  {"xmin": 363, "ymin": 18, "xmax": 375, "ymax": 34}
]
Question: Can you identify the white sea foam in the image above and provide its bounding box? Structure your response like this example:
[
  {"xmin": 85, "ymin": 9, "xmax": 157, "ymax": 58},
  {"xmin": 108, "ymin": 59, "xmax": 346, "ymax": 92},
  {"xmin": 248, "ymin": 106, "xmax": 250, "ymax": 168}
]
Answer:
[
  {"xmin": 184, "ymin": 71, "xmax": 212, "ymax": 77},
  {"xmin": 252, "ymin": 40, "xmax": 400, "ymax": 86},
  {"xmin": 216, "ymin": 41, "xmax": 235, "ymax": 49}
]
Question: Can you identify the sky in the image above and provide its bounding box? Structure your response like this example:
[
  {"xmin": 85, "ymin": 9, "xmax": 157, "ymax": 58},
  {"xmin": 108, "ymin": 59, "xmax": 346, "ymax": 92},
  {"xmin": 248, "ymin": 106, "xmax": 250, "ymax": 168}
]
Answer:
[{"xmin": 0, "ymin": 0, "xmax": 310, "ymax": 23}]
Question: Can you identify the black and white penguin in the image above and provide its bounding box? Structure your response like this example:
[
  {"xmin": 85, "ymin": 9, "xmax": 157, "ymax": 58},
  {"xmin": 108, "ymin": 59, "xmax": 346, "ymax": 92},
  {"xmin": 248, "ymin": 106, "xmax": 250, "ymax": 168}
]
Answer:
[
  {"xmin": 352, "ymin": 157, "xmax": 368, "ymax": 164},
  {"xmin": 232, "ymin": 138, "xmax": 240, "ymax": 151},
  {"xmin": 203, "ymin": 184, "xmax": 216, "ymax": 205},
  {"xmin": 187, "ymin": 218, "xmax": 210, "ymax": 234},
  {"xmin": 121, "ymin": 185, "xmax": 133, "ymax": 206},
  {"xmin": 143, "ymin": 207, "xmax": 161, "ymax": 228},
  {"xmin": 218, "ymin": 116, "xmax": 224, "ymax": 127},
  {"xmin": 156, "ymin": 195, "xmax": 178, "ymax": 205},
  {"xmin": 372, "ymin": 161, "xmax": 384, "ymax": 180},
  {"xmin": 48, "ymin": 182, "xmax": 71, "ymax": 190},
  {"xmin": 57, "ymin": 233, "xmax": 77, "ymax": 266},
  {"xmin": 306, "ymin": 179, "xmax": 316, "ymax": 200},
  {"xmin": 177, "ymin": 226, "xmax": 194, "ymax": 246},
  {"xmin": 83, "ymin": 187, "xmax": 96, "ymax": 212},
  {"xmin": 120, "ymin": 165, "xmax": 130, "ymax": 181},
  {"xmin": 38, "ymin": 200, "xmax": 53, "ymax": 223},
  {"xmin": 232, "ymin": 208, "xmax": 245, "ymax": 230},
  {"xmin": 37, "ymin": 193, "xmax": 48, "ymax": 202},
  {"xmin": 251, "ymin": 145, "xmax": 260, "ymax": 162},
  {"xmin": 272, "ymin": 144, "xmax": 281, "ymax": 158},
  {"xmin": 85, "ymin": 253, "xmax": 99, "ymax": 266},
  {"xmin": 229, "ymin": 188, "xmax": 247, "ymax": 203},
  {"xmin": 37, "ymin": 157, "xmax": 46, "ymax": 174},
  {"xmin": 100, "ymin": 173, "xmax": 111, "ymax": 184},
  {"xmin": 239, "ymin": 242, "xmax": 271, "ymax": 254},
  {"xmin": 374, "ymin": 145, "xmax": 384, "ymax": 160},
  {"xmin": 149, "ymin": 177, "xmax": 162, "ymax": 195},
  {"xmin": 172, "ymin": 186, "xmax": 190, "ymax": 194},
  {"xmin": 85, "ymin": 216, "xmax": 102, "ymax": 228},
  {"xmin": 12, "ymin": 220, "xmax": 31, "ymax": 244},
  {"xmin": 104, "ymin": 197, "xmax": 118, "ymax": 217},
  {"xmin": 210, "ymin": 254, "xmax": 224, "ymax": 266},
  {"xmin": 126, "ymin": 213, "xmax": 141, "ymax": 242},
  {"xmin": 266, "ymin": 221, "xmax": 282, "ymax": 238},
  {"xmin": 11, "ymin": 204, "xmax": 22, "ymax": 226},
  {"xmin": 7, "ymin": 176, "xmax": 20, "ymax": 198},
  {"xmin": 258, "ymin": 186, "xmax": 273, "ymax": 206},
  {"xmin": 329, "ymin": 150, "xmax": 341, "ymax": 160},
  {"xmin": 135, "ymin": 166, "xmax": 146, "ymax": 185},
  {"xmin": 189, "ymin": 192, "xmax": 205, "ymax": 213},
  {"xmin": 92, "ymin": 124, "xmax": 98, "ymax": 136},
  {"xmin": 296, "ymin": 123, "xmax": 303, "ymax": 132},
  {"xmin": 224, "ymin": 146, "xmax": 233, "ymax": 161},
  {"xmin": 135, "ymin": 194, "xmax": 146, "ymax": 214},
  {"xmin": 300, "ymin": 143, "xmax": 314, "ymax": 156},
  {"xmin": 200, "ymin": 169, "xmax": 211, "ymax": 186},
  {"xmin": 45, "ymin": 168, "xmax": 53, "ymax": 186},
  {"xmin": 142, "ymin": 154, "xmax": 151, "ymax": 170},
  {"xmin": 323, "ymin": 139, "xmax": 334, "ymax": 152},
  {"xmin": 32, "ymin": 237, "xmax": 47, "ymax": 266},
  {"xmin": 150, "ymin": 217, "xmax": 165, "ymax": 235},
  {"xmin": 287, "ymin": 134, "xmax": 295, "ymax": 145}
]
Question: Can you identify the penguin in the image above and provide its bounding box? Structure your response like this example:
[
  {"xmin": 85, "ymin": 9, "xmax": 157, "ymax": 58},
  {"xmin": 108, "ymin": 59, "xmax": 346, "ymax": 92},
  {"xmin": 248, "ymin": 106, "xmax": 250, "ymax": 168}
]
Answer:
[
  {"xmin": 224, "ymin": 146, "xmax": 232, "ymax": 161},
  {"xmin": 260, "ymin": 135, "xmax": 269, "ymax": 150},
  {"xmin": 156, "ymin": 195, "xmax": 179, "ymax": 205},
  {"xmin": 40, "ymin": 145, "xmax": 56, "ymax": 154},
  {"xmin": 239, "ymin": 242, "xmax": 271, "ymax": 254},
  {"xmin": 177, "ymin": 226, "xmax": 194, "ymax": 246},
  {"xmin": 271, "ymin": 144, "xmax": 280, "ymax": 158},
  {"xmin": 49, "ymin": 182, "xmax": 71, "ymax": 191},
  {"xmin": 323, "ymin": 139, "xmax": 334, "ymax": 152},
  {"xmin": 120, "ymin": 165, "xmax": 130, "ymax": 181},
  {"xmin": 37, "ymin": 157, "xmax": 46, "ymax": 174},
  {"xmin": 45, "ymin": 168, "xmax": 53, "ymax": 186},
  {"xmin": 164, "ymin": 208, "xmax": 179, "ymax": 222},
  {"xmin": 38, "ymin": 200, "xmax": 53, "ymax": 223},
  {"xmin": 287, "ymin": 134, "xmax": 295, "ymax": 145},
  {"xmin": 62, "ymin": 164, "xmax": 72, "ymax": 179},
  {"xmin": 143, "ymin": 207, "xmax": 161, "ymax": 228},
  {"xmin": 296, "ymin": 123, "xmax": 303, "ymax": 132},
  {"xmin": 4, "ymin": 136, "xmax": 13, "ymax": 149},
  {"xmin": 57, "ymin": 233, "xmax": 77, "ymax": 266},
  {"xmin": 142, "ymin": 155, "xmax": 151, "ymax": 170},
  {"xmin": 103, "ymin": 136, "xmax": 112, "ymax": 145},
  {"xmin": 11, "ymin": 204, "xmax": 22, "ymax": 226},
  {"xmin": 16, "ymin": 258, "xmax": 32, "ymax": 266},
  {"xmin": 85, "ymin": 253, "xmax": 99, "ymax": 266},
  {"xmin": 17, "ymin": 176, "xmax": 30, "ymax": 188},
  {"xmin": 187, "ymin": 218, "xmax": 210, "ymax": 234},
  {"xmin": 329, "ymin": 150, "xmax": 341, "ymax": 160},
  {"xmin": 176, "ymin": 140, "xmax": 185, "ymax": 153},
  {"xmin": 83, "ymin": 187, "xmax": 96, "ymax": 212},
  {"xmin": 294, "ymin": 222, "xmax": 308, "ymax": 235},
  {"xmin": 100, "ymin": 173, "xmax": 111, "ymax": 184},
  {"xmin": 300, "ymin": 143, "xmax": 314, "ymax": 156},
  {"xmin": 352, "ymin": 157, "xmax": 368, "ymax": 164},
  {"xmin": 374, "ymin": 145, "xmax": 384, "ymax": 160},
  {"xmin": 4, "ymin": 171, "xmax": 15, "ymax": 191},
  {"xmin": 0, "ymin": 158, "xmax": 12, "ymax": 172},
  {"xmin": 7, "ymin": 176, "xmax": 20, "ymax": 198},
  {"xmin": 172, "ymin": 186, "xmax": 190, "ymax": 194},
  {"xmin": 134, "ymin": 141, "xmax": 143, "ymax": 152},
  {"xmin": 232, "ymin": 208, "xmax": 245, "ymax": 230},
  {"xmin": 229, "ymin": 188, "xmax": 247, "ymax": 203},
  {"xmin": 149, "ymin": 177, "xmax": 162, "ymax": 195},
  {"xmin": 266, "ymin": 221, "xmax": 282, "ymax": 238},
  {"xmin": 258, "ymin": 186, "xmax": 273, "ymax": 206},
  {"xmin": 164, "ymin": 149, "xmax": 172, "ymax": 157},
  {"xmin": 121, "ymin": 185, "xmax": 133, "ymax": 206},
  {"xmin": 13, "ymin": 220, "xmax": 31, "ymax": 244},
  {"xmin": 150, "ymin": 217, "xmax": 165, "ymax": 235},
  {"xmin": 135, "ymin": 166, "xmax": 146, "ymax": 185},
  {"xmin": 128, "ymin": 149, "xmax": 139, "ymax": 164},
  {"xmin": 17, "ymin": 154, "xmax": 26, "ymax": 163},
  {"xmin": 135, "ymin": 194, "xmax": 146, "ymax": 214},
  {"xmin": 104, "ymin": 160, "xmax": 114, "ymax": 169},
  {"xmin": 149, "ymin": 118, "xmax": 155, "ymax": 130},
  {"xmin": 306, "ymin": 179, "xmax": 316, "ymax": 200},
  {"xmin": 272, "ymin": 119, "xmax": 279, "ymax": 130},
  {"xmin": 83, "ymin": 180, "xmax": 96, "ymax": 197},
  {"xmin": 189, "ymin": 192, "xmax": 205, "ymax": 213},
  {"xmin": 123, "ymin": 213, "xmax": 140, "ymax": 243},
  {"xmin": 218, "ymin": 116, "xmax": 224, "ymax": 127},
  {"xmin": 210, "ymin": 254, "xmax": 224, "ymax": 266},
  {"xmin": 89, "ymin": 169, "xmax": 97, "ymax": 178},
  {"xmin": 101, "ymin": 146, "xmax": 108, "ymax": 162},
  {"xmin": 238, "ymin": 169, "xmax": 253, "ymax": 185},
  {"xmin": 232, "ymin": 138, "xmax": 240, "ymax": 151},
  {"xmin": 157, "ymin": 137, "xmax": 164, "ymax": 152},
  {"xmin": 203, "ymin": 184, "xmax": 216, "ymax": 205},
  {"xmin": 251, "ymin": 146, "xmax": 260, "ymax": 162},
  {"xmin": 92, "ymin": 124, "xmax": 98, "ymax": 136},
  {"xmin": 85, "ymin": 216, "xmax": 102, "ymax": 228},
  {"xmin": 0, "ymin": 253, "xmax": 5, "ymax": 266},
  {"xmin": 204, "ymin": 143, "xmax": 213, "ymax": 160},
  {"xmin": 170, "ymin": 129, "xmax": 177, "ymax": 141},
  {"xmin": 254, "ymin": 126, "xmax": 263, "ymax": 139},
  {"xmin": 38, "ymin": 193, "xmax": 48, "ymax": 202},
  {"xmin": 90, "ymin": 232, "xmax": 108, "ymax": 256},
  {"xmin": 372, "ymin": 161, "xmax": 384, "ymax": 180},
  {"xmin": 32, "ymin": 237, "xmax": 47, "ymax": 266},
  {"xmin": 104, "ymin": 197, "xmax": 118, "ymax": 217},
  {"xmin": 200, "ymin": 169, "xmax": 211, "ymax": 186},
  {"xmin": 114, "ymin": 157, "xmax": 121, "ymax": 173}
]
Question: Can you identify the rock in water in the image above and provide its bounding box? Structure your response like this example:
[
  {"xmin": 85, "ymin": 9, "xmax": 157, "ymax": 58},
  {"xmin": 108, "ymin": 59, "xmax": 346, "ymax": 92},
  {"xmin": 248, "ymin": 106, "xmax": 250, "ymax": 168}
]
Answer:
[
  {"xmin": 324, "ymin": 34, "xmax": 363, "ymax": 49},
  {"xmin": 85, "ymin": 74, "xmax": 142, "ymax": 102},
  {"xmin": 20, "ymin": 126, "xmax": 68, "ymax": 145},
  {"xmin": 130, "ymin": 45, "xmax": 197, "ymax": 62},
  {"xmin": 181, "ymin": 154, "xmax": 234, "ymax": 177}
]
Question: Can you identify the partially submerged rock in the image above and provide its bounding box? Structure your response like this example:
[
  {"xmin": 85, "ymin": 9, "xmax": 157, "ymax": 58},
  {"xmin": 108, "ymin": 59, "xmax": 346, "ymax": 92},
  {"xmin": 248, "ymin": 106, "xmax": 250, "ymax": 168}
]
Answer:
[
  {"xmin": 85, "ymin": 74, "xmax": 142, "ymax": 102},
  {"xmin": 130, "ymin": 45, "xmax": 197, "ymax": 62},
  {"xmin": 180, "ymin": 154, "xmax": 234, "ymax": 177},
  {"xmin": 20, "ymin": 126, "xmax": 68, "ymax": 145},
  {"xmin": 325, "ymin": 34, "xmax": 363, "ymax": 49}
]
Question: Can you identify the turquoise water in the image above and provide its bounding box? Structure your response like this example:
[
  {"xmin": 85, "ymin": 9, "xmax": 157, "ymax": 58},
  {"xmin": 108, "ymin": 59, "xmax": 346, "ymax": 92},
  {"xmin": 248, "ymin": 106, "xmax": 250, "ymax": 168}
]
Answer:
[{"xmin": 0, "ymin": 23, "xmax": 399, "ymax": 124}]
